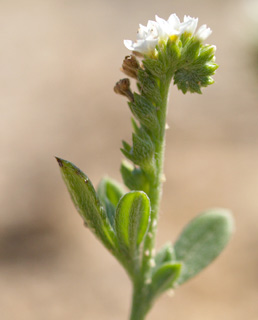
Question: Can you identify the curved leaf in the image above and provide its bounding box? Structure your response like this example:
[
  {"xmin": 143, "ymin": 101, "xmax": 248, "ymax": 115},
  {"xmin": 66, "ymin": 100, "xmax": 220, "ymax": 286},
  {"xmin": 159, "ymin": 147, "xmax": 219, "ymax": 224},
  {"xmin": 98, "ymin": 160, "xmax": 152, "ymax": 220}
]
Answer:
[
  {"xmin": 149, "ymin": 262, "xmax": 181, "ymax": 299},
  {"xmin": 115, "ymin": 191, "xmax": 150, "ymax": 255},
  {"xmin": 56, "ymin": 157, "xmax": 117, "ymax": 251}
]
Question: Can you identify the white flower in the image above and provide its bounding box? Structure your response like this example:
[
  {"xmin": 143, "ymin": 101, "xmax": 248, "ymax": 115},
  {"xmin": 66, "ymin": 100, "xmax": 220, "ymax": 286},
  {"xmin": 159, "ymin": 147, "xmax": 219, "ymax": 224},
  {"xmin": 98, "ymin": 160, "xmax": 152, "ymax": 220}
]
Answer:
[
  {"xmin": 124, "ymin": 14, "xmax": 212, "ymax": 56},
  {"xmin": 124, "ymin": 21, "xmax": 159, "ymax": 55},
  {"xmin": 180, "ymin": 15, "xmax": 198, "ymax": 34}
]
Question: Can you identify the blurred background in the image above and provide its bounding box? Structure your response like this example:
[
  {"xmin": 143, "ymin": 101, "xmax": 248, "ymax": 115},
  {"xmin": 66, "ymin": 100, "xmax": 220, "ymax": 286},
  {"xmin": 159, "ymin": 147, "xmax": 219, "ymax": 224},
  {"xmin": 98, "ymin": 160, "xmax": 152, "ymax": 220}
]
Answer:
[{"xmin": 1, "ymin": 0, "xmax": 258, "ymax": 319}]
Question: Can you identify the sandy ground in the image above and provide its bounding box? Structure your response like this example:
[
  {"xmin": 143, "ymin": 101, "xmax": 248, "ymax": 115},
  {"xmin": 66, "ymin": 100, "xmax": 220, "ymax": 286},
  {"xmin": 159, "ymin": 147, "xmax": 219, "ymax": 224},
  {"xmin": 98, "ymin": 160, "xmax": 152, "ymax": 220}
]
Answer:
[{"xmin": 1, "ymin": 0, "xmax": 258, "ymax": 319}]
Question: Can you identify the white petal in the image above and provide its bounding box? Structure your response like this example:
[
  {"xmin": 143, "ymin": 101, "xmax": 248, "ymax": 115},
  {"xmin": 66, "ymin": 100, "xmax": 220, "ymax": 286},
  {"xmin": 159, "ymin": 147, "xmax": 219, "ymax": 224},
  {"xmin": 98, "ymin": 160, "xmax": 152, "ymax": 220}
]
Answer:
[
  {"xmin": 134, "ymin": 39, "xmax": 158, "ymax": 54},
  {"xmin": 195, "ymin": 24, "xmax": 212, "ymax": 41},
  {"xmin": 168, "ymin": 13, "xmax": 181, "ymax": 29},
  {"xmin": 124, "ymin": 40, "xmax": 135, "ymax": 51},
  {"xmin": 155, "ymin": 15, "xmax": 171, "ymax": 38},
  {"xmin": 155, "ymin": 15, "xmax": 167, "ymax": 26},
  {"xmin": 137, "ymin": 24, "xmax": 148, "ymax": 40},
  {"xmin": 180, "ymin": 17, "xmax": 198, "ymax": 34},
  {"xmin": 146, "ymin": 20, "xmax": 159, "ymax": 38}
]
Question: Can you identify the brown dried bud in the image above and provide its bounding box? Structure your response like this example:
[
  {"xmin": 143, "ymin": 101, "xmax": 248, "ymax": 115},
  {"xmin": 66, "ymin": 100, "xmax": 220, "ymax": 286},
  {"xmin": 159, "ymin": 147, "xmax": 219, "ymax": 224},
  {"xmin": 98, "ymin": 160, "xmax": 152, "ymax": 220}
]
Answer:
[
  {"xmin": 121, "ymin": 55, "xmax": 140, "ymax": 79},
  {"xmin": 114, "ymin": 78, "xmax": 134, "ymax": 102}
]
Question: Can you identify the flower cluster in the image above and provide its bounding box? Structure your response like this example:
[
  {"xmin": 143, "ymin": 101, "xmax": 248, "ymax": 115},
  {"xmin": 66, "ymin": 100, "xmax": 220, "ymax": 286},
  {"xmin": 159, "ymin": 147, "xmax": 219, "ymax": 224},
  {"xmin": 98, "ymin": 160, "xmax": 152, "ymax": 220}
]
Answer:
[{"xmin": 124, "ymin": 14, "xmax": 212, "ymax": 56}]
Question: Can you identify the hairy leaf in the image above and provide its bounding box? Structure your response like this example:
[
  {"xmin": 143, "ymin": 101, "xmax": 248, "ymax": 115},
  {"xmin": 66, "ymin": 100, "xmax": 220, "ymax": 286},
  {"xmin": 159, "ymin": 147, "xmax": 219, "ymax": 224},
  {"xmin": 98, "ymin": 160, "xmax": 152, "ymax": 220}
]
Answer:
[
  {"xmin": 149, "ymin": 262, "xmax": 181, "ymax": 299},
  {"xmin": 115, "ymin": 191, "xmax": 150, "ymax": 256},
  {"xmin": 174, "ymin": 208, "xmax": 234, "ymax": 285},
  {"xmin": 97, "ymin": 177, "xmax": 125, "ymax": 228},
  {"xmin": 56, "ymin": 157, "xmax": 117, "ymax": 251}
]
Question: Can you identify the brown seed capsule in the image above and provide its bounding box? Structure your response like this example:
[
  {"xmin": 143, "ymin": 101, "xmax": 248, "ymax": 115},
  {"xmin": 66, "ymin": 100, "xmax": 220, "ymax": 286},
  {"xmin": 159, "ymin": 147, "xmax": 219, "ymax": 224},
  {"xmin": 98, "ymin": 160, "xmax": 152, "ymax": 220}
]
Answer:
[
  {"xmin": 121, "ymin": 55, "xmax": 140, "ymax": 79},
  {"xmin": 114, "ymin": 78, "xmax": 134, "ymax": 102}
]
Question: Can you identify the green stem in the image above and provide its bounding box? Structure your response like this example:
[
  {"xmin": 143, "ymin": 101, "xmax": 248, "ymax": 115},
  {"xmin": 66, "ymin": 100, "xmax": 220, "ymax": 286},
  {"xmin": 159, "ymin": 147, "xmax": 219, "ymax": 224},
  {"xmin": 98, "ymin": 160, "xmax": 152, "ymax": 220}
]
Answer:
[
  {"xmin": 129, "ymin": 74, "xmax": 172, "ymax": 319},
  {"xmin": 142, "ymin": 75, "xmax": 172, "ymax": 276},
  {"xmin": 130, "ymin": 284, "xmax": 148, "ymax": 320}
]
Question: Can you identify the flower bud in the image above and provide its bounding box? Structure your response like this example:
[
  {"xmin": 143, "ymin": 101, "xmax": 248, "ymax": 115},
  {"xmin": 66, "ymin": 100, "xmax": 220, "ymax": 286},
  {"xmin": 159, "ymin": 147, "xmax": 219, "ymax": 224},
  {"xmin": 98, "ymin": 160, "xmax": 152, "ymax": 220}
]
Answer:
[
  {"xmin": 114, "ymin": 78, "xmax": 134, "ymax": 102},
  {"xmin": 121, "ymin": 55, "xmax": 140, "ymax": 79}
]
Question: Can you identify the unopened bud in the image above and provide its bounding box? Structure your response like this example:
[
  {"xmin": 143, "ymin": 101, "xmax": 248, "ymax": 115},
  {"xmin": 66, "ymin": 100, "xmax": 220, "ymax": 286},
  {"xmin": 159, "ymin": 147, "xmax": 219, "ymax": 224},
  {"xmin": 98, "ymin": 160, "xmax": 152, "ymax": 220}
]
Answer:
[
  {"xmin": 121, "ymin": 55, "xmax": 140, "ymax": 79},
  {"xmin": 114, "ymin": 78, "xmax": 134, "ymax": 102}
]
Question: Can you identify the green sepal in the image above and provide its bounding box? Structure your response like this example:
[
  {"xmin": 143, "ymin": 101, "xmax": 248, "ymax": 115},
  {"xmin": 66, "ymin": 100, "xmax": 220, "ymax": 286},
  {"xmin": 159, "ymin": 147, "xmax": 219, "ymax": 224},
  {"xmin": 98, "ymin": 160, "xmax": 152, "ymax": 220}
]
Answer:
[
  {"xmin": 194, "ymin": 45, "xmax": 216, "ymax": 66},
  {"xmin": 142, "ymin": 57, "xmax": 167, "ymax": 78},
  {"xmin": 181, "ymin": 38, "xmax": 201, "ymax": 65},
  {"xmin": 97, "ymin": 177, "xmax": 125, "ymax": 228},
  {"xmin": 174, "ymin": 65, "xmax": 216, "ymax": 94},
  {"xmin": 55, "ymin": 157, "xmax": 117, "ymax": 251},
  {"xmin": 129, "ymin": 93, "xmax": 160, "ymax": 133},
  {"xmin": 166, "ymin": 38, "xmax": 181, "ymax": 70},
  {"xmin": 174, "ymin": 41, "xmax": 218, "ymax": 94},
  {"xmin": 174, "ymin": 208, "xmax": 234, "ymax": 285},
  {"xmin": 115, "ymin": 191, "xmax": 151, "ymax": 257},
  {"xmin": 120, "ymin": 161, "xmax": 150, "ymax": 194},
  {"xmin": 149, "ymin": 262, "xmax": 181, "ymax": 300}
]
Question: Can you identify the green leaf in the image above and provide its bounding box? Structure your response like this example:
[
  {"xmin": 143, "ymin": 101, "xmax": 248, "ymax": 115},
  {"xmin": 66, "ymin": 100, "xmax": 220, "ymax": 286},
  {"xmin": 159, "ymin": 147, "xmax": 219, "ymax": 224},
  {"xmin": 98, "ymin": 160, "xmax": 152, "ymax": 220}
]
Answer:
[
  {"xmin": 56, "ymin": 157, "xmax": 117, "ymax": 251},
  {"xmin": 174, "ymin": 208, "xmax": 234, "ymax": 285},
  {"xmin": 121, "ymin": 127, "xmax": 155, "ymax": 173},
  {"xmin": 115, "ymin": 191, "xmax": 151, "ymax": 256},
  {"xmin": 120, "ymin": 161, "xmax": 150, "ymax": 194},
  {"xmin": 132, "ymin": 129, "xmax": 155, "ymax": 166},
  {"xmin": 137, "ymin": 70, "xmax": 162, "ymax": 105},
  {"xmin": 149, "ymin": 262, "xmax": 181, "ymax": 299},
  {"xmin": 154, "ymin": 242, "xmax": 176, "ymax": 271},
  {"xmin": 97, "ymin": 177, "xmax": 125, "ymax": 228},
  {"xmin": 129, "ymin": 94, "xmax": 160, "ymax": 133}
]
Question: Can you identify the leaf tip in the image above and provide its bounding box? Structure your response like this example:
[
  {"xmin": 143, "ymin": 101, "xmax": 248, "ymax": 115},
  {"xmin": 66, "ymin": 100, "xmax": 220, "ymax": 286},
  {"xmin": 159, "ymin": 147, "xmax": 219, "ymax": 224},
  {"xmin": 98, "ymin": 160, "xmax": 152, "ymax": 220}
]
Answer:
[
  {"xmin": 55, "ymin": 156, "xmax": 64, "ymax": 167},
  {"xmin": 208, "ymin": 208, "xmax": 235, "ymax": 235}
]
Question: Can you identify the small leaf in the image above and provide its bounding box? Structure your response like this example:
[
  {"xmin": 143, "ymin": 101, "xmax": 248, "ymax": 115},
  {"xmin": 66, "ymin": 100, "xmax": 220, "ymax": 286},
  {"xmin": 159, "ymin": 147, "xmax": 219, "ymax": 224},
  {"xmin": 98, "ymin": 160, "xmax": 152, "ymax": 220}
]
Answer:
[
  {"xmin": 115, "ymin": 191, "xmax": 150, "ymax": 256},
  {"xmin": 154, "ymin": 242, "xmax": 176, "ymax": 270},
  {"xmin": 97, "ymin": 177, "xmax": 125, "ymax": 228},
  {"xmin": 129, "ymin": 94, "xmax": 160, "ymax": 133},
  {"xmin": 137, "ymin": 70, "xmax": 161, "ymax": 105},
  {"xmin": 149, "ymin": 263, "xmax": 181, "ymax": 299},
  {"xmin": 132, "ymin": 129, "xmax": 155, "ymax": 166},
  {"xmin": 120, "ymin": 161, "xmax": 150, "ymax": 194},
  {"xmin": 56, "ymin": 157, "xmax": 117, "ymax": 251},
  {"xmin": 174, "ymin": 208, "xmax": 234, "ymax": 285}
]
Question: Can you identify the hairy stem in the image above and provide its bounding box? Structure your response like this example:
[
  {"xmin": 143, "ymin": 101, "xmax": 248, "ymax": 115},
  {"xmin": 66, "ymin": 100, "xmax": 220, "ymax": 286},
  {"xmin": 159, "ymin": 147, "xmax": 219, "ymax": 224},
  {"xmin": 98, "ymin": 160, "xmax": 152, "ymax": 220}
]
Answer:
[{"xmin": 129, "ymin": 74, "xmax": 172, "ymax": 319}]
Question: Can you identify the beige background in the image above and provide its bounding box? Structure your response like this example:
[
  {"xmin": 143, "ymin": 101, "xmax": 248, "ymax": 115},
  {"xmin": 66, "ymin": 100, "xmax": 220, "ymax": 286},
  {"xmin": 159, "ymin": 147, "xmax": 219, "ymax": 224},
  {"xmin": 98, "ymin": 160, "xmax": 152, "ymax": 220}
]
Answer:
[{"xmin": 1, "ymin": 0, "xmax": 258, "ymax": 319}]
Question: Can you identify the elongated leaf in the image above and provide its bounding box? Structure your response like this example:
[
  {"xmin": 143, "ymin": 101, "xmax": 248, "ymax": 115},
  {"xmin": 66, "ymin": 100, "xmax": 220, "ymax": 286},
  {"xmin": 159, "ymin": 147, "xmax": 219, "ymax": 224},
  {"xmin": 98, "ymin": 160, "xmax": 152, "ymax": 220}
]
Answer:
[
  {"xmin": 97, "ymin": 177, "xmax": 124, "ymax": 228},
  {"xmin": 174, "ymin": 208, "xmax": 234, "ymax": 285},
  {"xmin": 149, "ymin": 262, "xmax": 181, "ymax": 299},
  {"xmin": 115, "ymin": 191, "xmax": 150, "ymax": 255},
  {"xmin": 56, "ymin": 157, "xmax": 117, "ymax": 251}
]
